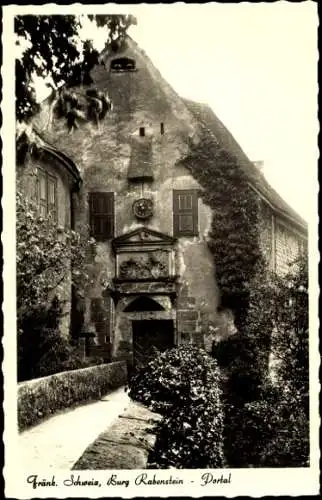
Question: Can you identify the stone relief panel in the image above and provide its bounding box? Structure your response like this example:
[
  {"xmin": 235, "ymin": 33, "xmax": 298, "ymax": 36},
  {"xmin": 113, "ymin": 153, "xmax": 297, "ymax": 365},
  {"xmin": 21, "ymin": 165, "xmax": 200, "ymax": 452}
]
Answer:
[{"xmin": 118, "ymin": 250, "xmax": 169, "ymax": 280}]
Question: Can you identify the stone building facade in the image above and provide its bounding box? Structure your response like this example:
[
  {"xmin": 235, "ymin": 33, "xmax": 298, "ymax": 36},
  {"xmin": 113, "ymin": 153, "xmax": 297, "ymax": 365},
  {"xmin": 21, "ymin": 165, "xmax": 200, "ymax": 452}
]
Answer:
[
  {"xmin": 16, "ymin": 131, "xmax": 81, "ymax": 337},
  {"xmin": 19, "ymin": 36, "xmax": 307, "ymax": 368}
]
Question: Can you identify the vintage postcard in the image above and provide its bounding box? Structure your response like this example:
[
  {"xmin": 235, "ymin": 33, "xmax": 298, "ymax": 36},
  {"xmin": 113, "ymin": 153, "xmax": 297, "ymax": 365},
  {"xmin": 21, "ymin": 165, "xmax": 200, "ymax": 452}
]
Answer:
[{"xmin": 2, "ymin": 2, "xmax": 320, "ymax": 498}]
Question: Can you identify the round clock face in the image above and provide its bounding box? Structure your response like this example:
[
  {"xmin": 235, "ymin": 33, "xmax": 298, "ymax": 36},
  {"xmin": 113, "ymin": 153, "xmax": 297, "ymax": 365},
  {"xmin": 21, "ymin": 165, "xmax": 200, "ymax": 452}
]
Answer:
[{"xmin": 133, "ymin": 198, "xmax": 153, "ymax": 219}]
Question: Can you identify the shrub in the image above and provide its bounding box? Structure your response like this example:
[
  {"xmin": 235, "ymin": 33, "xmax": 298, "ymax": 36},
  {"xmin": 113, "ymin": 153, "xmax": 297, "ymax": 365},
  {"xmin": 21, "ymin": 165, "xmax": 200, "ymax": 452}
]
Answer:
[
  {"xmin": 16, "ymin": 192, "xmax": 93, "ymax": 327},
  {"xmin": 129, "ymin": 345, "xmax": 224, "ymax": 469},
  {"xmin": 222, "ymin": 383, "xmax": 279, "ymax": 467},
  {"xmin": 258, "ymin": 392, "xmax": 309, "ymax": 467},
  {"xmin": 17, "ymin": 297, "xmax": 99, "ymax": 381},
  {"xmin": 216, "ymin": 254, "xmax": 309, "ymax": 468},
  {"xmin": 18, "ymin": 361, "xmax": 127, "ymax": 430},
  {"xmin": 272, "ymin": 254, "xmax": 309, "ymax": 405},
  {"xmin": 225, "ymin": 386, "xmax": 309, "ymax": 468},
  {"xmin": 16, "ymin": 192, "xmax": 99, "ymax": 380}
]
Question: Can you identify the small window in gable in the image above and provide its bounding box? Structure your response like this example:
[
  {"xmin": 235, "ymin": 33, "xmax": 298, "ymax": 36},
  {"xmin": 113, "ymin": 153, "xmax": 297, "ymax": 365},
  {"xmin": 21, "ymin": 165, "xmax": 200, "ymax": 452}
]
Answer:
[
  {"xmin": 89, "ymin": 192, "xmax": 115, "ymax": 241},
  {"xmin": 110, "ymin": 57, "xmax": 136, "ymax": 72},
  {"xmin": 173, "ymin": 189, "xmax": 199, "ymax": 237}
]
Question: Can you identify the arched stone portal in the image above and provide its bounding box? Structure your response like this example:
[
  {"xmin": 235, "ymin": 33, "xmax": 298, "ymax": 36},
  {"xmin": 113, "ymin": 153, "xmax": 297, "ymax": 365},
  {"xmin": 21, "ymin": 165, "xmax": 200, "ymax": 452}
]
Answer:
[
  {"xmin": 123, "ymin": 296, "xmax": 165, "ymax": 312},
  {"xmin": 111, "ymin": 227, "xmax": 178, "ymax": 367},
  {"xmin": 112, "ymin": 294, "xmax": 176, "ymax": 368}
]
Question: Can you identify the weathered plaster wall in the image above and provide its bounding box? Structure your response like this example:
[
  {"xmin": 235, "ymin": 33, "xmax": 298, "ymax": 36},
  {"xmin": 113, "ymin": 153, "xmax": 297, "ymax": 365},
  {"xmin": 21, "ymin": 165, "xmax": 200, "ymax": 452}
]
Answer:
[
  {"xmin": 31, "ymin": 38, "xmax": 307, "ymax": 363},
  {"xmin": 32, "ymin": 38, "xmax": 224, "ymax": 355}
]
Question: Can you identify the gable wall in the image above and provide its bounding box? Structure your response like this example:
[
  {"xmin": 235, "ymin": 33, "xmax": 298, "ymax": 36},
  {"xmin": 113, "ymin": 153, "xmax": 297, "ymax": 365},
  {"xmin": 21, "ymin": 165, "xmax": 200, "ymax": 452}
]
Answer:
[
  {"xmin": 29, "ymin": 38, "xmax": 306, "ymax": 363},
  {"xmin": 32, "ymin": 39, "xmax": 236, "ymax": 359}
]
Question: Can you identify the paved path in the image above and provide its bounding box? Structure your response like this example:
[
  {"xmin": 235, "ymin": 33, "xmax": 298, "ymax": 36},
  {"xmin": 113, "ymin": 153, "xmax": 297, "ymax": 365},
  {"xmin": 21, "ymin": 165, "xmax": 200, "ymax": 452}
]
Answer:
[{"xmin": 19, "ymin": 387, "xmax": 130, "ymax": 470}]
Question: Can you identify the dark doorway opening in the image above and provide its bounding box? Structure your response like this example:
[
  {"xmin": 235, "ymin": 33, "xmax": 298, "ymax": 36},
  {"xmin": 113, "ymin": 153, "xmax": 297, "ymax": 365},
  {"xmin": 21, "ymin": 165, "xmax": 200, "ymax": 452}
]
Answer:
[{"xmin": 132, "ymin": 320, "xmax": 174, "ymax": 370}]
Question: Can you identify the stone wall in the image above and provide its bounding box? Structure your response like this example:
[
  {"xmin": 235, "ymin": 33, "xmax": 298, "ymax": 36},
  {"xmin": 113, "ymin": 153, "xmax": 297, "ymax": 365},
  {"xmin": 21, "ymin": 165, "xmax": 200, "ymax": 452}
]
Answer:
[
  {"xmin": 259, "ymin": 199, "xmax": 307, "ymax": 276},
  {"xmin": 275, "ymin": 219, "xmax": 307, "ymax": 275},
  {"xmin": 259, "ymin": 200, "xmax": 274, "ymax": 270},
  {"xmin": 18, "ymin": 361, "xmax": 127, "ymax": 430}
]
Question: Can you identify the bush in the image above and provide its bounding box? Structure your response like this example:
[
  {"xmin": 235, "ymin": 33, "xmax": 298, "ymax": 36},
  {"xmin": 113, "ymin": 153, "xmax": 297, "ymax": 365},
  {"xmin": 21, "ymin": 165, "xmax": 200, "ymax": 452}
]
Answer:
[
  {"xmin": 18, "ymin": 361, "xmax": 127, "ymax": 430},
  {"xmin": 129, "ymin": 345, "xmax": 224, "ymax": 469},
  {"xmin": 213, "ymin": 254, "xmax": 309, "ymax": 468},
  {"xmin": 17, "ymin": 297, "xmax": 97, "ymax": 381},
  {"xmin": 222, "ymin": 383, "xmax": 279, "ymax": 467},
  {"xmin": 16, "ymin": 192, "xmax": 99, "ymax": 381},
  {"xmin": 258, "ymin": 392, "xmax": 309, "ymax": 467},
  {"xmin": 225, "ymin": 385, "xmax": 309, "ymax": 468}
]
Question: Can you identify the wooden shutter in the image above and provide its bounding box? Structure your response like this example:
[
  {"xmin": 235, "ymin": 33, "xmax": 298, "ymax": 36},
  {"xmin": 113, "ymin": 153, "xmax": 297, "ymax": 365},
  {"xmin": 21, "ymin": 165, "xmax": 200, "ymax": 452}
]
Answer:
[
  {"xmin": 89, "ymin": 192, "xmax": 114, "ymax": 241},
  {"xmin": 173, "ymin": 190, "xmax": 198, "ymax": 236}
]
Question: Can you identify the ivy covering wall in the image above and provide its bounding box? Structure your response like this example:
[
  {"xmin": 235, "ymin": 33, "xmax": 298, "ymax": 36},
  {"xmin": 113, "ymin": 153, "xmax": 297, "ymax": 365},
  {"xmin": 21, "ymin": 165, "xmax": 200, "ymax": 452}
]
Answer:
[
  {"xmin": 182, "ymin": 128, "xmax": 309, "ymax": 467},
  {"xmin": 182, "ymin": 126, "xmax": 264, "ymax": 331}
]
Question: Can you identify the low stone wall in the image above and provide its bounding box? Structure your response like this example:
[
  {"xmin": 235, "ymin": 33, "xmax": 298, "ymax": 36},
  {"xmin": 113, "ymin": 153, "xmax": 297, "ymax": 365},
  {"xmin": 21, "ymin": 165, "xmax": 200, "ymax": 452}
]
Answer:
[
  {"xmin": 18, "ymin": 361, "xmax": 127, "ymax": 431},
  {"xmin": 72, "ymin": 400, "xmax": 162, "ymax": 470}
]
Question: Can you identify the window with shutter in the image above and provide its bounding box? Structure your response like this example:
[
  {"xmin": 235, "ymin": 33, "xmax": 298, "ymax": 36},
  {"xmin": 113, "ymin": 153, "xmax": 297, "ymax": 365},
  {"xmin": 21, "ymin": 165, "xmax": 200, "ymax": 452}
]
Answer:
[
  {"xmin": 89, "ymin": 192, "xmax": 115, "ymax": 241},
  {"xmin": 173, "ymin": 189, "xmax": 199, "ymax": 237},
  {"xmin": 35, "ymin": 168, "xmax": 58, "ymax": 220}
]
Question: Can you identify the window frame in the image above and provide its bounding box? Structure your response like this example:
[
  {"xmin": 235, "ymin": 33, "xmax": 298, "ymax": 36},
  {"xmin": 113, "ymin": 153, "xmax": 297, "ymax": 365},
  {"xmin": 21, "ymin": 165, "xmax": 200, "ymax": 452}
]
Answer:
[
  {"xmin": 173, "ymin": 189, "xmax": 199, "ymax": 237},
  {"xmin": 89, "ymin": 191, "xmax": 115, "ymax": 241},
  {"xmin": 110, "ymin": 57, "xmax": 137, "ymax": 73},
  {"xmin": 35, "ymin": 167, "xmax": 58, "ymax": 221}
]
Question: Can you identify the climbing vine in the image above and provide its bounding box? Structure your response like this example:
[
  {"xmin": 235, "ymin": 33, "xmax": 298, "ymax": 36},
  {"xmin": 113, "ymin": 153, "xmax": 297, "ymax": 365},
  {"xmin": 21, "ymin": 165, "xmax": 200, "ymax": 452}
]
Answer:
[{"xmin": 182, "ymin": 126, "xmax": 264, "ymax": 330}]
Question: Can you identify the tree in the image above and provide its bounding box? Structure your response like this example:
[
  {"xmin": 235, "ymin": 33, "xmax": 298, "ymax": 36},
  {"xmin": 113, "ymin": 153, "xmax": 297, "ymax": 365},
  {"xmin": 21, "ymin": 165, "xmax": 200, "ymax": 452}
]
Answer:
[{"xmin": 15, "ymin": 14, "xmax": 136, "ymax": 121}]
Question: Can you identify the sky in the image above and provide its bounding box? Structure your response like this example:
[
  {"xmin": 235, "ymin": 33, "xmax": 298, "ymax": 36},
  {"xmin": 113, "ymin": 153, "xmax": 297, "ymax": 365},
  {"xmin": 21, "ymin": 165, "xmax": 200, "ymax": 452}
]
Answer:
[{"xmin": 36, "ymin": 3, "xmax": 318, "ymax": 221}]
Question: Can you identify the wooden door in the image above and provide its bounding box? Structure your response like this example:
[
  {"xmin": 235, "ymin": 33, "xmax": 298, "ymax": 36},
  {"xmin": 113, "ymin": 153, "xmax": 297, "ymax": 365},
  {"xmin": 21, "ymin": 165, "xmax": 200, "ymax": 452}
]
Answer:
[{"xmin": 132, "ymin": 320, "xmax": 174, "ymax": 369}]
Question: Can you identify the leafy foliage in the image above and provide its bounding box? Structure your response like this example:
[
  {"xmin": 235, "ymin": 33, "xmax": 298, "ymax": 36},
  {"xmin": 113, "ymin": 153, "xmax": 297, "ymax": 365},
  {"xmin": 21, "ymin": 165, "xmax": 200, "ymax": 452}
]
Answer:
[
  {"xmin": 16, "ymin": 191, "xmax": 92, "ymax": 323},
  {"xmin": 272, "ymin": 254, "xmax": 309, "ymax": 403},
  {"xmin": 215, "ymin": 254, "xmax": 309, "ymax": 467},
  {"xmin": 17, "ymin": 297, "xmax": 97, "ymax": 381},
  {"xmin": 16, "ymin": 190, "xmax": 96, "ymax": 380},
  {"xmin": 182, "ymin": 128, "xmax": 263, "ymax": 331},
  {"xmin": 184, "ymin": 123, "xmax": 309, "ymax": 467},
  {"xmin": 259, "ymin": 253, "xmax": 309, "ymax": 466},
  {"xmin": 129, "ymin": 345, "xmax": 224, "ymax": 468},
  {"xmin": 15, "ymin": 14, "xmax": 136, "ymax": 121}
]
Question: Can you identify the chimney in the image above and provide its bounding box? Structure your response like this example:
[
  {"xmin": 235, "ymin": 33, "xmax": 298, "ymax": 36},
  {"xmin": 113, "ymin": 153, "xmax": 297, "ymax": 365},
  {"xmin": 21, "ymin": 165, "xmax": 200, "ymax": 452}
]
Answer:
[{"xmin": 253, "ymin": 160, "xmax": 264, "ymax": 172}]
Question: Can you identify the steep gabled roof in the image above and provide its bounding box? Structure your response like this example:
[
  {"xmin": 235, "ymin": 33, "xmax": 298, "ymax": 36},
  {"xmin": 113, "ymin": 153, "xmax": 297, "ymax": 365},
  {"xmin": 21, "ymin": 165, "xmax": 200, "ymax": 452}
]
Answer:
[
  {"xmin": 33, "ymin": 128, "xmax": 82, "ymax": 185},
  {"xmin": 183, "ymin": 99, "xmax": 307, "ymax": 232},
  {"xmin": 29, "ymin": 35, "xmax": 307, "ymax": 233}
]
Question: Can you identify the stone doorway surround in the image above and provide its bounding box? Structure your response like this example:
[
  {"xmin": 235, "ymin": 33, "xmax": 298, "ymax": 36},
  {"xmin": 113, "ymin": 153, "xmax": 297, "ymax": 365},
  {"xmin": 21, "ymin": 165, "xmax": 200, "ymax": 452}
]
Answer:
[
  {"xmin": 112, "ymin": 293, "xmax": 177, "ymax": 363},
  {"xmin": 110, "ymin": 226, "xmax": 178, "ymax": 364}
]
